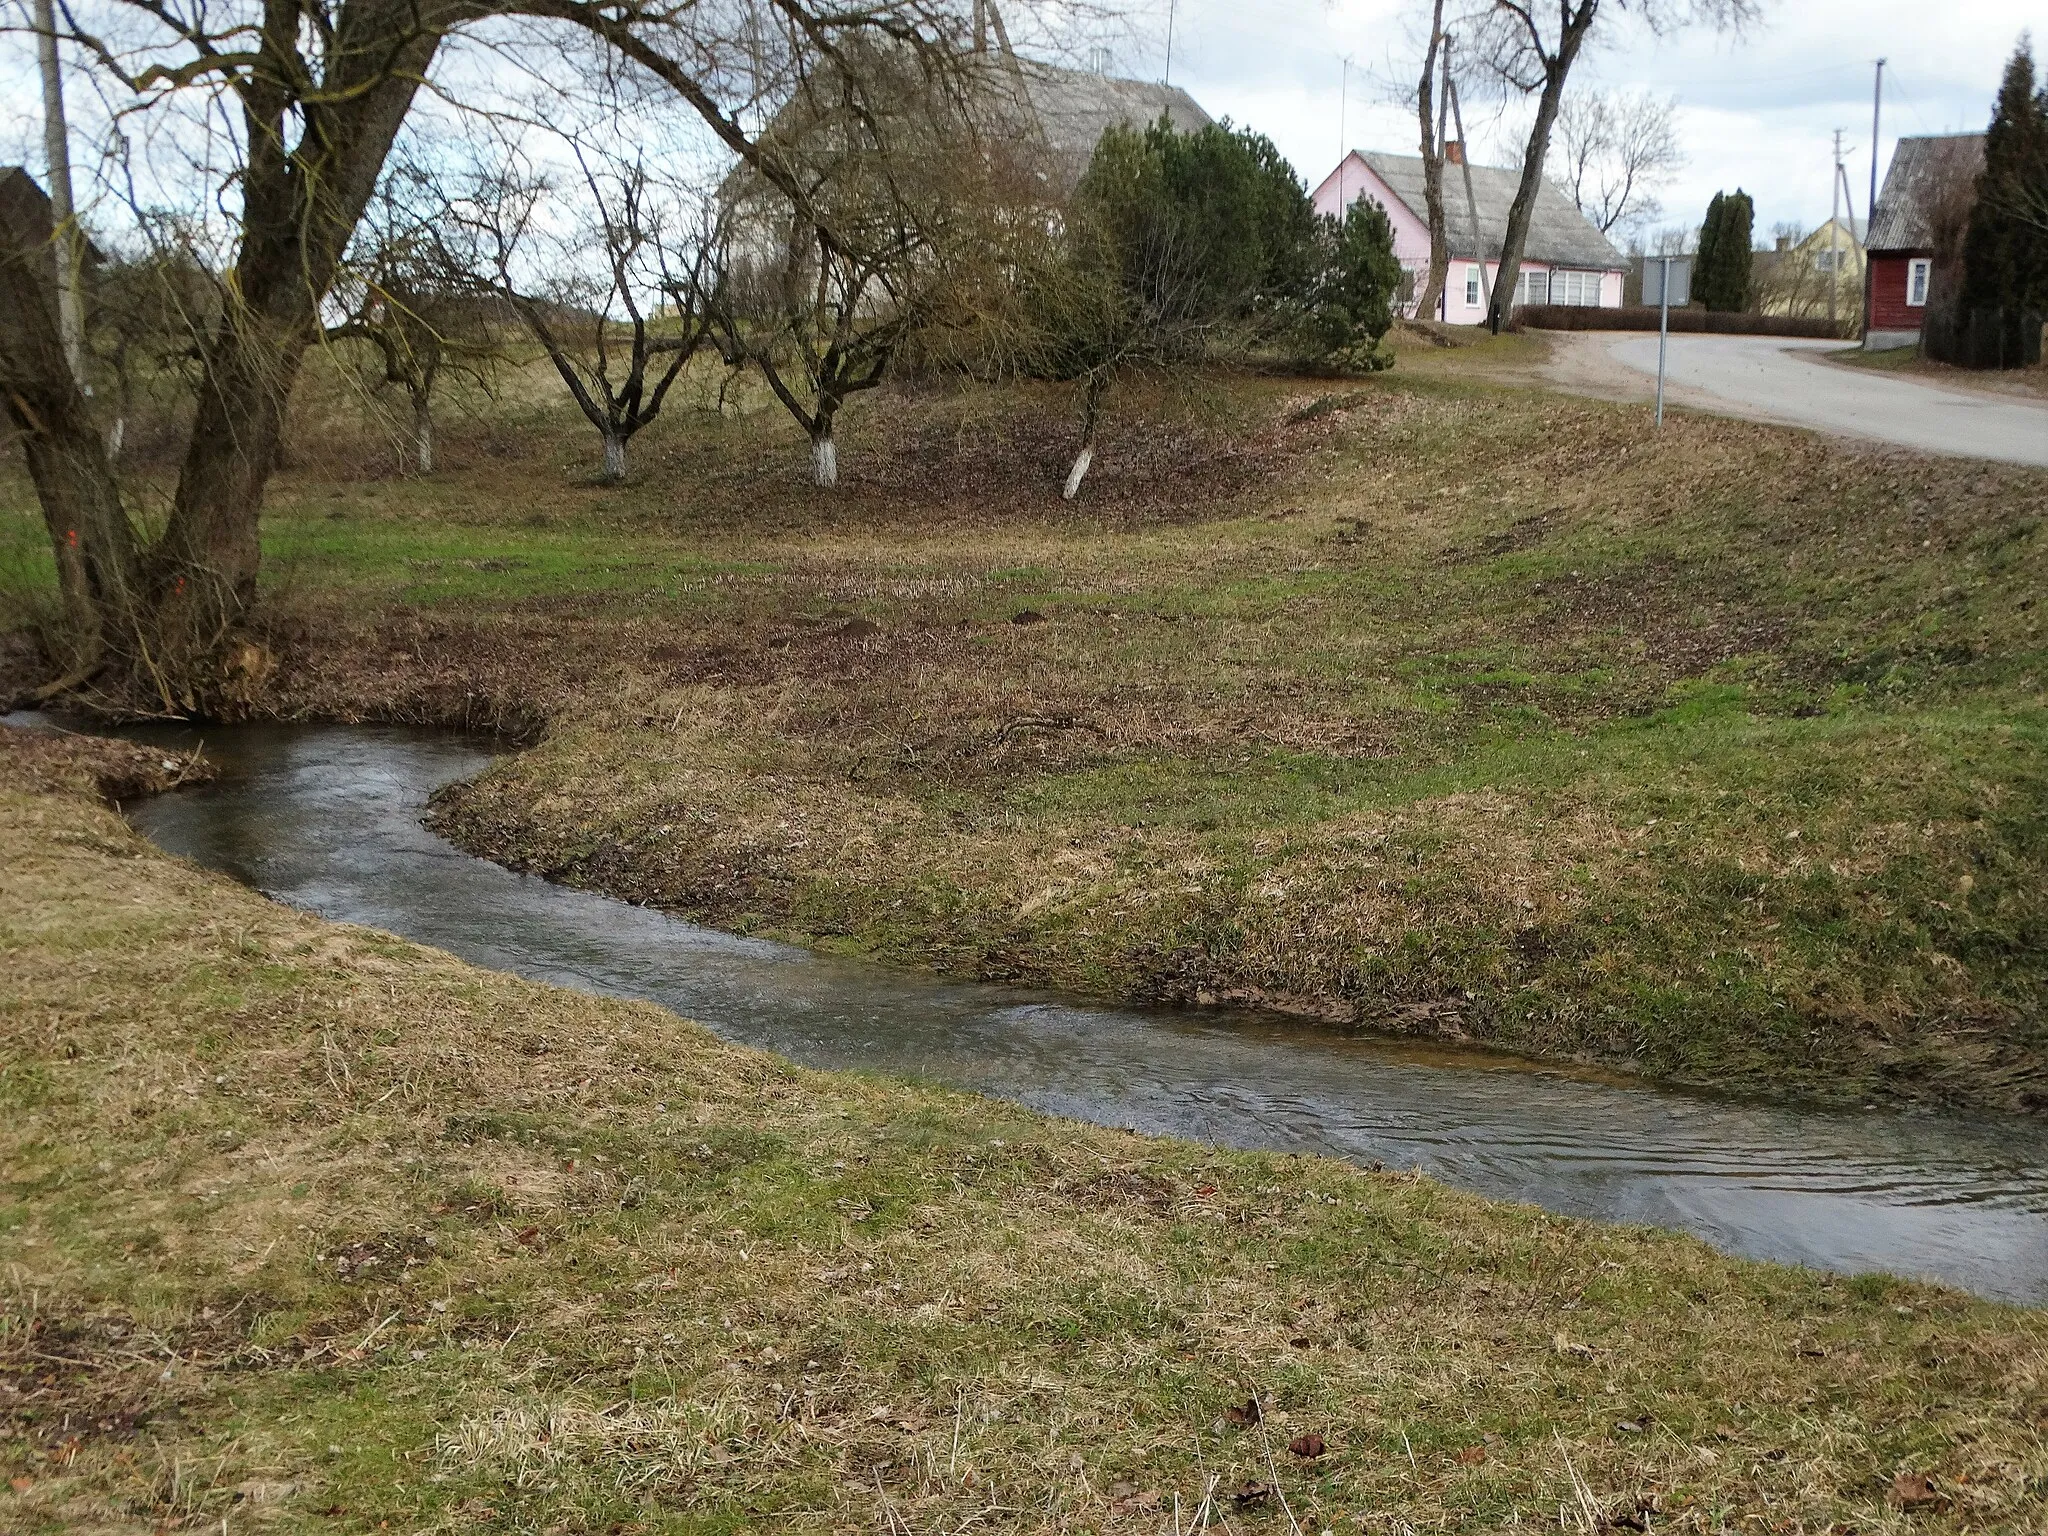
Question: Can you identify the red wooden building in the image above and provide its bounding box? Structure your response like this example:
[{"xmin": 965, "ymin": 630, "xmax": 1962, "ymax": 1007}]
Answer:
[{"xmin": 1863, "ymin": 134, "xmax": 1985, "ymax": 350}]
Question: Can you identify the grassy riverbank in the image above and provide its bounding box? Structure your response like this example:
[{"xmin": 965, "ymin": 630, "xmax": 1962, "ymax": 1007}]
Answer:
[
  {"xmin": 5, "ymin": 726, "xmax": 2048, "ymax": 1534},
  {"xmin": 4, "ymin": 334, "xmax": 2047, "ymax": 1110}
]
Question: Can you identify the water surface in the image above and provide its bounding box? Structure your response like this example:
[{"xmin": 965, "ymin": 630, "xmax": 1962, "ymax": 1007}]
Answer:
[{"xmin": 38, "ymin": 720, "xmax": 2048, "ymax": 1304}]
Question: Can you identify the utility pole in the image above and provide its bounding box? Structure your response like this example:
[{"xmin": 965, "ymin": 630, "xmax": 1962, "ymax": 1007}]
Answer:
[
  {"xmin": 1338, "ymin": 55, "xmax": 1352, "ymax": 206},
  {"xmin": 1445, "ymin": 35, "xmax": 1491, "ymax": 316},
  {"xmin": 1868, "ymin": 58, "xmax": 1885, "ymax": 236},
  {"xmin": 1164, "ymin": 0, "xmax": 1175, "ymax": 86},
  {"xmin": 1830, "ymin": 129, "xmax": 1845, "ymax": 328},
  {"xmin": 33, "ymin": 0, "xmax": 86, "ymax": 386}
]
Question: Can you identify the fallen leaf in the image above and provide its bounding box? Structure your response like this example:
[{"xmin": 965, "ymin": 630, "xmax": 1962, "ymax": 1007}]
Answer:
[
  {"xmin": 1456, "ymin": 1445, "xmax": 1486, "ymax": 1465},
  {"xmin": 1230, "ymin": 1480, "xmax": 1271, "ymax": 1509},
  {"xmin": 1289, "ymin": 1432, "xmax": 1326, "ymax": 1459},
  {"xmin": 514, "ymin": 1226, "xmax": 541, "ymax": 1246},
  {"xmin": 1222, "ymin": 1395, "xmax": 1262, "ymax": 1427},
  {"xmin": 10, "ymin": 1476, "xmax": 32, "ymax": 1493},
  {"xmin": 1888, "ymin": 1471, "xmax": 1945, "ymax": 1512}
]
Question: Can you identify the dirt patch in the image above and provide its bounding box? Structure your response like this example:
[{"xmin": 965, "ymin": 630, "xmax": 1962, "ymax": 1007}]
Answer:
[{"xmin": 0, "ymin": 722, "xmax": 214, "ymax": 802}]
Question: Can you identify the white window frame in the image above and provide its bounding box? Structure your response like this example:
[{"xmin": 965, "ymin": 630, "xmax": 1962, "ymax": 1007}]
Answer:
[
  {"xmin": 1907, "ymin": 258, "xmax": 1931, "ymax": 307},
  {"xmin": 1465, "ymin": 265, "xmax": 1481, "ymax": 306}
]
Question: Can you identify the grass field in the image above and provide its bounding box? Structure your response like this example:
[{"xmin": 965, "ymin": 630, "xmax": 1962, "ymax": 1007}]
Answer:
[
  {"xmin": 3, "ymin": 331, "xmax": 2046, "ymax": 1111},
  {"xmin": 4, "ymin": 729, "xmax": 2047, "ymax": 1535}
]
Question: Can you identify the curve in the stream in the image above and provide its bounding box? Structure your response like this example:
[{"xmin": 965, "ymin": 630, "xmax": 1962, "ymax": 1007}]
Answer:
[{"xmin": 55, "ymin": 720, "xmax": 2048, "ymax": 1305}]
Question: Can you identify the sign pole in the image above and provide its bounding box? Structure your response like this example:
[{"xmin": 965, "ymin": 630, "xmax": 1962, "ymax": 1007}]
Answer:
[{"xmin": 1656, "ymin": 255, "xmax": 1670, "ymax": 428}]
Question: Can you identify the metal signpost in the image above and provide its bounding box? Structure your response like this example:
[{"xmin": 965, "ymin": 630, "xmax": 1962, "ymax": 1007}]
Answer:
[{"xmin": 1644, "ymin": 255, "xmax": 1692, "ymax": 428}]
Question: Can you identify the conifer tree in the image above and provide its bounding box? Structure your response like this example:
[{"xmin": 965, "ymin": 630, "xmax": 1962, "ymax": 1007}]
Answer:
[
  {"xmin": 1961, "ymin": 40, "xmax": 2048, "ymax": 316},
  {"xmin": 1696, "ymin": 188, "xmax": 1754, "ymax": 311}
]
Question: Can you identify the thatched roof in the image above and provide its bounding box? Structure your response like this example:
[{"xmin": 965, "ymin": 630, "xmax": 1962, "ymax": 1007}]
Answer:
[{"xmin": 1008, "ymin": 63, "xmax": 1212, "ymax": 185}]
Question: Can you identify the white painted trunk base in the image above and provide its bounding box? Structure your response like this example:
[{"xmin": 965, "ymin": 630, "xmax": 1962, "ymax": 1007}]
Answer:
[
  {"xmin": 1062, "ymin": 445, "xmax": 1094, "ymax": 501},
  {"xmin": 601, "ymin": 434, "xmax": 627, "ymax": 481},
  {"xmin": 812, "ymin": 434, "xmax": 838, "ymax": 488}
]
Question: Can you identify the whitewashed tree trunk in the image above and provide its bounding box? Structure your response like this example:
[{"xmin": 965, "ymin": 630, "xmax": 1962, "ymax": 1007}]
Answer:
[
  {"xmin": 1061, "ymin": 444, "xmax": 1094, "ymax": 501},
  {"xmin": 601, "ymin": 431, "xmax": 627, "ymax": 482},
  {"xmin": 412, "ymin": 393, "xmax": 435, "ymax": 475},
  {"xmin": 811, "ymin": 424, "xmax": 838, "ymax": 488}
]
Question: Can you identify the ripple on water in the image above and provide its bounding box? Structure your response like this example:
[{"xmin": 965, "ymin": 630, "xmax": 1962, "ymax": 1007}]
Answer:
[{"xmin": 28, "ymin": 715, "xmax": 2042, "ymax": 1306}]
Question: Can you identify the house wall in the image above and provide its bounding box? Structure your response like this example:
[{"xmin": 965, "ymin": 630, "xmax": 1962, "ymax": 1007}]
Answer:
[
  {"xmin": 1867, "ymin": 251, "xmax": 1927, "ymax": 339},
  {"xmin": 1311, "ymin": 153, "xmax": 1623, "ymax": 320},
  {"xmin": 1311, "ymin": 155, "xmax": 1433, "ymax": 263}
]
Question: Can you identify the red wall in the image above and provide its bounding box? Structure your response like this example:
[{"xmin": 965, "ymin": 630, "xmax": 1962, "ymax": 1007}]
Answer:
[{"xmin": 1867, "ymin": 252, "xmax": 1926, "ymax": 333}]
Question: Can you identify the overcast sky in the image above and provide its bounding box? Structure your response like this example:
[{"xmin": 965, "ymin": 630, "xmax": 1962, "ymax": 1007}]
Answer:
[{"xmin": 1106, "ymin": 0, "xmax": 2036, "ymax": 244}]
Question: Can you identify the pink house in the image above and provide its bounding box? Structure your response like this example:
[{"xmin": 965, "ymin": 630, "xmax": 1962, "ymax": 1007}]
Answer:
[{"xmin": 1312, "ymin": 148, "xmax": 1627, "ymax": 324}]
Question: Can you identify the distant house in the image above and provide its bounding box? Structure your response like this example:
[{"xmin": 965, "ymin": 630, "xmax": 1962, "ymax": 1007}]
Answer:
[
  {"xmin": 1001, "ymin": 62, "xmax": 1211, "ymax": 191},
  {"xmin": 720, "ymin": 46, "xmax": 1211, "ymax": 242},
  {"xmin": 1311, "ymin": 146, "xmax": 1626, "ymax": 323},
  {"xmin": 1864, "ymin": 133, "xmax": 1985, "ymax": 350},
  {"xmin": 1753, "ymin": 217, "xmax": 1865, "ymax": 319}
]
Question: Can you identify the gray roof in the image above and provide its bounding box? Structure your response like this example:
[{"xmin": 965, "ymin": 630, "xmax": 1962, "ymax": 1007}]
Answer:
[
  {"xmin": 1867, "ymin": 134, "xmax": 1985, "ymax": 251},
  {"xmin": 1013, "ymin": 64, "xmax": 1212, "ymax": 166},
  {"xmin": 1355, "ymin": 151, "xmax": 1626, "ymax": 270}
]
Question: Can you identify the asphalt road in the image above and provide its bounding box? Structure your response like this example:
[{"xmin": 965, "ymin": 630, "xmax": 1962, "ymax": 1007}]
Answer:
[{"xmin": 1584, "ymin": 332, "xmax": 2048, "ymax": 467}]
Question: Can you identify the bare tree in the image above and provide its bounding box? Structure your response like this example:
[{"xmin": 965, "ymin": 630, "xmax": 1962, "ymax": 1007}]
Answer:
[
  {"xmin": 470, "ymin": 145, "xmax": 723, "ymax": 483},
  {"xmin": 1552, "ymin": 88, "xmax": 1683, "ymax": 238},
  {"xmin": 713, "ymin": 38, "xmax": 980, "ymax": 488},
  {"xmin": 1411, "ymin": 0, "xmax": 1453, "ymax": 318},
  {"xmin": 0, "ymin": 0, "xmax": 1038, "ymax": 709},
  {"xmin": 327, "ymin": 162, "xmax": 501, "ymax": 475},
  {"xmin": 1464, "ymin": 0, "xmax": 1762, "ymax": 334}
]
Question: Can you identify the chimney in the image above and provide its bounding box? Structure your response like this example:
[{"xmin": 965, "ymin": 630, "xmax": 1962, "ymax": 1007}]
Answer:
[
  {"xmin": 1775, "ymin": 234, "xmax": 1790, "ymax": 252},
  {"xmin": 1445, "ymin": 140, "xmax": 1465, "ymax": 166}
]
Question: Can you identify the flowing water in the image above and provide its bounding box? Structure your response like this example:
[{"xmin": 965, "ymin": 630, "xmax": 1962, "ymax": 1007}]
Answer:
[{"xmin": 23, "ymin": 718, "xmax": 2048, "ymax": 1304}]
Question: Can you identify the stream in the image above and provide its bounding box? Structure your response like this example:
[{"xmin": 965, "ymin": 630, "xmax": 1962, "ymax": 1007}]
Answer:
[{"xmin": 23, "ymin": 718, "xmax": 2048, "ymax": 1304}]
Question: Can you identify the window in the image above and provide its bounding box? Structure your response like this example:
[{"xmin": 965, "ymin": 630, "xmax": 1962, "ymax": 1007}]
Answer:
[
  {"xmin": 1514, "ymin": 268, "xmax": 1543, "ymax": 307},
  {"xmin": 1814, "ymin": 249, "xmax": 1838, "ymax": 273},
  {"xmin": 1546, "ymin": 269, "xmax": 1602, "ymax": 306},
  {"xmin": 1907, "ymin": 258, "xmax": 1931, "ymax": 307},
  {"xmin": 1465, "ymin": 265, "xmax": 1481, "ymax": 306}
]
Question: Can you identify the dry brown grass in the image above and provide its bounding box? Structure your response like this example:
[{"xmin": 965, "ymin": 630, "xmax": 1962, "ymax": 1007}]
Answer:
[
  {"xmin": 4, "ymin": 739, "xmax": 2048, "ymax": 1533},
  {"xmin": 6, "ymin": 347, "xmax": 2047, "ymax": 1112}
]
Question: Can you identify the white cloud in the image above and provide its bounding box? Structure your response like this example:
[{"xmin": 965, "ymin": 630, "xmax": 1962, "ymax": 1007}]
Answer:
[{"xmin": 1146, "ymin": 0, "xmax": 2033, "ymax": 238}]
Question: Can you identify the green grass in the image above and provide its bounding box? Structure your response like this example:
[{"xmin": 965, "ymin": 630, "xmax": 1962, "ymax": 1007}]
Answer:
[
  {"xmin": 1831, "ymin": 344, "xmax": 1923, "ymax": 372},
  {"xmin": 5, "ymin": 336, "xmax": 2047, "ymax": 1108},
  {"xmin": 5, "ymin": 755, "xmax": 2047, "ymax": 1533}
]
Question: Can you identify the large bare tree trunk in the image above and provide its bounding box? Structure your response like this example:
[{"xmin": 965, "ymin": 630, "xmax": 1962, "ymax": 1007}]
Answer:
[
  {"xmin": 1, "ymin": 0, "xmax": 447, "ymax": 710},
  {"xmin": 1485, "ymin": 8, "xmax": 1598, "ymax": 334},
  {"xmin": 1413, "ymin": 1, "xmax": 1452, "ymax": 320},
  {"xmin": 143, "ymin": 10, "xmax": 435, "ymax": 689},
  {"xmin": 0, "ymin": 170, "xmax": 148, "ymax": 696}
]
